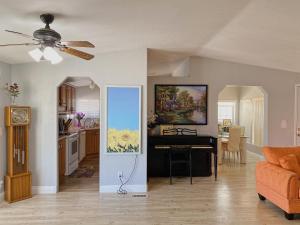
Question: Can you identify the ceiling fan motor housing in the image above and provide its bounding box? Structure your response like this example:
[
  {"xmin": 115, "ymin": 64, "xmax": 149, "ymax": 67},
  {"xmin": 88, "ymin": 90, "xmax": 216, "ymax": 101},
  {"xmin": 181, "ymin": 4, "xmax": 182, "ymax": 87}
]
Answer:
[
  {"xmin": 33, "ymin": 13, "xmax": 61, "ymax": 46},
  {"xmin": 33, "ymin": 28, "xmax": 61, "ymax": 43}
]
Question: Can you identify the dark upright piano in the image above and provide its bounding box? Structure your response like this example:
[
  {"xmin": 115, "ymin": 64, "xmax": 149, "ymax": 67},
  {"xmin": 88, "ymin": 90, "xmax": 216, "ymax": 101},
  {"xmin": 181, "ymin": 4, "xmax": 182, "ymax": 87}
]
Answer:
[{"xmin": 148, "ymin": 135, "xmax": 218, "ymax": 180}]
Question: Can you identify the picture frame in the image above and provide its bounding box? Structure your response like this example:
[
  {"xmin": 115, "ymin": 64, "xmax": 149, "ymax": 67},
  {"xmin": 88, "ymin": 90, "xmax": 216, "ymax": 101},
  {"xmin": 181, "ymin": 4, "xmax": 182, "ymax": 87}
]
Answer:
[
  {"xmin": 105, "ymin": 85, "xmax": 142, "ymax": 154},
  {"xmin": 155, "ymin": 84, "xmax": 208, "ymax": 125}
]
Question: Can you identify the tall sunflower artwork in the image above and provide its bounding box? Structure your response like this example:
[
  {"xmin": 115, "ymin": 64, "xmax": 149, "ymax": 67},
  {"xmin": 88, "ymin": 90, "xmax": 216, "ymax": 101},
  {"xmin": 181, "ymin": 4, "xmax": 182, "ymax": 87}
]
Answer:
[{"xmin": 106, "ymin": 86, "xmax": 141, "ymax": 154}]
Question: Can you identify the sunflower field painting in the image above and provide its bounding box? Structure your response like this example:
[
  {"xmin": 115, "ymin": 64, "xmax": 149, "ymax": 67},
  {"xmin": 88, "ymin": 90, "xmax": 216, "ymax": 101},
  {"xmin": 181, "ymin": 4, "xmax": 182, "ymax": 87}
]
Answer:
[{"xmin": 106, "ymin": 86, "xmax": 141, "ymax": 154}]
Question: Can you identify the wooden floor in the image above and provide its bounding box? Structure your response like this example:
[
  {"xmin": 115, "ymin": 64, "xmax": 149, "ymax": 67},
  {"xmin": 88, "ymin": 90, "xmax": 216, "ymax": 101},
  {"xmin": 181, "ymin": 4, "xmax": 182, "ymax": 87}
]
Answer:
[
  {"xmin": 0, "ymin": 152, "xmax": 299, "ymax": 225},
  {"xmin": 59, "ymin": 154, "xmax": 99, "ymax": 192}
]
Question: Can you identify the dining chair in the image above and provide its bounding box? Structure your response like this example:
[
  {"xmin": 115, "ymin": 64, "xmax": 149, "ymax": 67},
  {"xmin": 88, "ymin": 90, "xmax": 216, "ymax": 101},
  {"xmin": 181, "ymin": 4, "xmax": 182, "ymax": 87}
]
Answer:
[
  {"xmin": 229, "ymin": 125, "xmax": 245, "ymax": 136},
  {"xmin": 222, "ymin": 126, "xmax": 241, "ymax": 163},
  {"xmin": 240, "ymin": 126, "xmax": 245, "ymax": 136}
]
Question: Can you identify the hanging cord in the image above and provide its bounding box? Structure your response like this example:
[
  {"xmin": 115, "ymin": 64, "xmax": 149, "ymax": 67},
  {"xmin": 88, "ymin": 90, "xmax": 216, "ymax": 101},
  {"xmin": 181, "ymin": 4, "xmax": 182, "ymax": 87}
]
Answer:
[{"xmin": 117, "ymin": 154, "xmax": 138, "ymax": 195}]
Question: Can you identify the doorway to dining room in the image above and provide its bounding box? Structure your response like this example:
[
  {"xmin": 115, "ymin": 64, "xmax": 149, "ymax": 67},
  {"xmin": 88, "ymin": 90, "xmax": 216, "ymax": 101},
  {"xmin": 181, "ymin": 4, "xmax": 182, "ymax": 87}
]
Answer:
[{"xmin": 217, "ymin": 85, "xmax": 268, "ymax": 164}]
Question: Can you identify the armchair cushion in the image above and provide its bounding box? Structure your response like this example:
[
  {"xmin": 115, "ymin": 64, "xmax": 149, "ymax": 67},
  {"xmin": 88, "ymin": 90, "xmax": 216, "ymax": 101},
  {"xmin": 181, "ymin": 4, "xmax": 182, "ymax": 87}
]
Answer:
[
  {"xmin": 256, "ymin": 161, "xmax": 299, "ymax": 199},
  {"xmin": 279, "ymin": 154, "xmax": 300, "ymax": 177},
  {"xmin": 263, "ymin": 146, "xmax": 300, "ymax": 166}
]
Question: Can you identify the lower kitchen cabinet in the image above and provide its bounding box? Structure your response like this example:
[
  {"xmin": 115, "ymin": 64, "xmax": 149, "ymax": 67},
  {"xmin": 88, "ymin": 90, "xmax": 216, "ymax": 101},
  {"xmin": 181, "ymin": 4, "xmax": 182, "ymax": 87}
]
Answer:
[
  {"xmin": 86, "ymin": 129, "xmax": 100, "ymax": 155},
  {"xmin": 58, "ymin": 138, "xmax": 66, "ymax": 185}
]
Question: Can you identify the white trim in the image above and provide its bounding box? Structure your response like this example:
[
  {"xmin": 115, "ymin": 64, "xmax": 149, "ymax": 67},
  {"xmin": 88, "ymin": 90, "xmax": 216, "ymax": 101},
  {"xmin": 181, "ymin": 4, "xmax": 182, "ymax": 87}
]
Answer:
[
  {"xmin": 100, "ymin": 185, "xmax": 147, "ymax": 193},
  {"xmin": 104, "ymin": 85, "xmax": 142, "ymax": 155},
  {"xmin": 294, "ymin": 84, "xmax": 300, "ymax": 145},
  {"xmin": 32, "ymin": 186, "xmax": 57, "ymax": 194},
  {"xmin": 0, "ymin": 192, "xmax": 4, "ymax": 201}
]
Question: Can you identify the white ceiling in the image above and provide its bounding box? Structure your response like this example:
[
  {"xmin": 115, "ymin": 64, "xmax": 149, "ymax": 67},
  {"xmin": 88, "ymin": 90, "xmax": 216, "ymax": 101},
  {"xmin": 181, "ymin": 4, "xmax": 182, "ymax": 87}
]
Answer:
[{"xmin": 1, "ymin": 0, "xmax": 300, "ymax": 73}]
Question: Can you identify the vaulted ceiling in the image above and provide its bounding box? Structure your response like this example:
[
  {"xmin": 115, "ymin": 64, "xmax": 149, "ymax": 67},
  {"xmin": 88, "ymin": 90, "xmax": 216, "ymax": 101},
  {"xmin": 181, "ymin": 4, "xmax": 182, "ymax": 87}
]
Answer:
[{"xmin": 1, "ymin": 0, "xmax": 300, "ymax": 73}]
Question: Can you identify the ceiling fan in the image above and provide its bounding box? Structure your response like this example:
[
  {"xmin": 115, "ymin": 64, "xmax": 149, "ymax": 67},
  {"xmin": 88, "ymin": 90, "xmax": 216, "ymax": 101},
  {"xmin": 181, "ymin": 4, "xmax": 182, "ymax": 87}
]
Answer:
[{"xmin": 0, "ymin": 13, "xmax": 95, "ymax": 64}]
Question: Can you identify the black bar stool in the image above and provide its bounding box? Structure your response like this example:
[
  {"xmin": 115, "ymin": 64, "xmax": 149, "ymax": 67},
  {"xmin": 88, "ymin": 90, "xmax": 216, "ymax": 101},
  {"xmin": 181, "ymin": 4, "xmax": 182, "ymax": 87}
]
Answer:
[{"xmin": 163, "ymin": 128, "xmax": 197, "ymax": 185}]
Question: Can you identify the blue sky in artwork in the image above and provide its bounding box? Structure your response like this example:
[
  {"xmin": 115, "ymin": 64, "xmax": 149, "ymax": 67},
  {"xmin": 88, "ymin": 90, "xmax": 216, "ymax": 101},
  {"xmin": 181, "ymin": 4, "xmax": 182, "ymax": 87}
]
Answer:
[{"xmin": 107, "ymin": 87, "xmax": 139, "ymax": 130}]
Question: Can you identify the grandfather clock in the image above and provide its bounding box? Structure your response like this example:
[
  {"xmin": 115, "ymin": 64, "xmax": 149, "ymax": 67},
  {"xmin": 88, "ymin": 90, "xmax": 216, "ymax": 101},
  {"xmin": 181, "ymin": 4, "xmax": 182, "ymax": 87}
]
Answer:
[{"xmin": 4, "ymin": 106, "xmax": 32, "ymax": 203}]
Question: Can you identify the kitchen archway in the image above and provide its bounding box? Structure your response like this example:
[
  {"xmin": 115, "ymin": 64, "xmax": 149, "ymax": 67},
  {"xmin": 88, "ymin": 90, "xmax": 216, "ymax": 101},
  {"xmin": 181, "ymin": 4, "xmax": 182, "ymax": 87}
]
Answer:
[{"xmin": 56, "ymin": 76, "xmax": 100, "ymax": 192}]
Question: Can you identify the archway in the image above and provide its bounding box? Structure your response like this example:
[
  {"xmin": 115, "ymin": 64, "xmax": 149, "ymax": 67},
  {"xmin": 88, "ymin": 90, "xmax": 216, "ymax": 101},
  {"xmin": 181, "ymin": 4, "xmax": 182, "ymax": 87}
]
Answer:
[
  {"xmin": 217, "ymin": 85, "xmax": 268, "ymax": 161},
  {"xmin": 56, "ymin": 76, "xmax": 100, "ymax": 192}
]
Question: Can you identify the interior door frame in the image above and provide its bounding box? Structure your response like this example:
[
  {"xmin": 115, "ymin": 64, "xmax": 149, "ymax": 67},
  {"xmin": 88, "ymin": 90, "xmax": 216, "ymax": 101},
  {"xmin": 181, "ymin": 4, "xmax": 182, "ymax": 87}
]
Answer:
[
  {"xmin": 56, "ymin": 76, "xmax": 101, "ymax": 192},
  {"xmin": 293, "ymin": 84, "xmax": 300, "ymax": 145}
]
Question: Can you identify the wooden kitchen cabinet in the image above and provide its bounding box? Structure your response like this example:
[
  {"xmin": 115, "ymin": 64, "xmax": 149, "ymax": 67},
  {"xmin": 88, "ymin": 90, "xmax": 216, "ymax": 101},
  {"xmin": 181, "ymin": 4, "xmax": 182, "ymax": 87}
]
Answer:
[
  {"xmin": 58, "ymin": 138, "xmax": 66, "ymax": 185},
  {"xmin": 86, "ymin": 129, "xmax": 100, "ymax": 155},
  {"xmin": 71, "ymin": 87, "xmax": 76, "ymax": 113},
  {"xmin": 58, "ymin": 84, "xmax": 76, "ymax": 113},
  {"xmin": 58, "ymin": 85, "xmax": 67, "ymax": 112},
  {"xmin": 66, "ymin": 85, "xmax": 72, "ymax": 112}
]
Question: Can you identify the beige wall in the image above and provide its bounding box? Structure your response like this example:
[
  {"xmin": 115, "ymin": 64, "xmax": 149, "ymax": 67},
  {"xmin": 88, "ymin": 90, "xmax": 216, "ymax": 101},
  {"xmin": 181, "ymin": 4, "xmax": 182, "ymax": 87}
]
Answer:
[
  {"xmin": 240, "ymin": 86, "xmax": 264, "ymax": 99},
  {"xmin": 11, "ymin": 49, "xmax": 147, "ymax": 192},
  {"xmin": 148, "ymin": 56, "xmax": 300, "ymax": 147},
  {"xmin": 218, "ymin": 86, "xmax": 240, "ymax": 101},
  {"xmin": 0, "ymin": 62, "xmax": 11, "ymax": 196},
  {"xmin": 75, "ymin": 85, "xmax": 100, "ymax": 118}
]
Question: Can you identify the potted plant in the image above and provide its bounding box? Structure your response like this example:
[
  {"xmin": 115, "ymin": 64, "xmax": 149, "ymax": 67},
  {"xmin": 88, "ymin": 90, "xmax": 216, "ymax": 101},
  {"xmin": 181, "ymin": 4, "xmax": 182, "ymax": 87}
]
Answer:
[
  {"xmin": 5, "ymin": 82, "xmax": 20, "ymax": 105},
  {"xmin": 147, "ymin": 113, "xmax": 163, "ymax": 136}
]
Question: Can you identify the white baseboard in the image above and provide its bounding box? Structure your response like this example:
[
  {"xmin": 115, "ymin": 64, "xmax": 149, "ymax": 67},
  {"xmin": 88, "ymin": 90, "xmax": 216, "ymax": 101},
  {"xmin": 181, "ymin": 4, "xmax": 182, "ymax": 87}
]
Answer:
[
  {"xmin": 0, "ymin": 192, "xmax": 4, "ymax": 202},
  {"xmin": 100, "ymin": 185, "xmax": 147, "ymax": 193},
  {"xmin": 32, "ymin": 186, "xmax": 57, "ymax": 194},
  {"xmin": 0, "ymin": 186, "xmax": 57, "ymax": 199}
]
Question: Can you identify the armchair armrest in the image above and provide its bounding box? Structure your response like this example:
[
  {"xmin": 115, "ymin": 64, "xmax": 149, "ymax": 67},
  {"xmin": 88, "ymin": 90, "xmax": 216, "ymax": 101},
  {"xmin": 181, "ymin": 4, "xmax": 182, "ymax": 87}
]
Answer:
[{"xmin": 256, "ymin": 161, "xmax": 299, "ymax": 199}]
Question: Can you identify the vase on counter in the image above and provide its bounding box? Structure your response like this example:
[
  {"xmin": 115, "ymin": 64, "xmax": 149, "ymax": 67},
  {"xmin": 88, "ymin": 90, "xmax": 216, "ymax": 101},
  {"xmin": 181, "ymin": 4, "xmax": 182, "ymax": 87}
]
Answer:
[
  {"xmin": 77, "ymin": 119, "xmax": 82, "ymax": 128},
  {"xmin": 75, "ymin": 112, "xmax": 85, "ymax": 128}
]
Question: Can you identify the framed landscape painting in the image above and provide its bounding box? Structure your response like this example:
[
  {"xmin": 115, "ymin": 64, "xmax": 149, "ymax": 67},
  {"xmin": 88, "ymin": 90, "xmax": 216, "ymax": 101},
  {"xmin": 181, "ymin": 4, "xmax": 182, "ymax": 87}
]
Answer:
[
  {"xmin": 106, "ymin": 86, "xmax": 141, "ymax": 154},
  {"xmin": 155, "ymin": 84, "xmax": 208, "ymax": 125}
]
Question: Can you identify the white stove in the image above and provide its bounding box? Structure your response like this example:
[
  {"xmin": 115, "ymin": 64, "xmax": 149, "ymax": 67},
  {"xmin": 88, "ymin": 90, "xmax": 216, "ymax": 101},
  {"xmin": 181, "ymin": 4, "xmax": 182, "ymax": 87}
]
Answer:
[{"xmin": 65, "ymin": 133, "xmax": 79, "ymax": 175}]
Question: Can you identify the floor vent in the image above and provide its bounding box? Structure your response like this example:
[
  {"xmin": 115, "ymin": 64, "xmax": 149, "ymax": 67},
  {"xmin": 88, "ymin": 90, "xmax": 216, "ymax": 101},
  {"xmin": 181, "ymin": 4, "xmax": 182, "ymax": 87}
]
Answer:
[{"xmin": 132, "ymin": 194, "xmax": 147, "ymax": 197}]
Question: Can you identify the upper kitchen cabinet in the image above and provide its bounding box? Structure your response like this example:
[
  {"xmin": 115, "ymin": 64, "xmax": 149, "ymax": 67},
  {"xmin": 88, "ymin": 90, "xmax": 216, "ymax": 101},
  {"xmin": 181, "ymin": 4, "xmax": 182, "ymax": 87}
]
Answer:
[
  {"xmin": 66, "ymin": 85, "xmax": 72, "ymax": 112},
  {"xmin": 58, "ymin": 84, "xmax": 76, "ymax": 114},
  {"xmin": 58, "ymin": 85, "xmax": 67, "ymax": 112},
  {"xmin": 71, "ymin": 87, "xmax": 76, "ymax": 112}
]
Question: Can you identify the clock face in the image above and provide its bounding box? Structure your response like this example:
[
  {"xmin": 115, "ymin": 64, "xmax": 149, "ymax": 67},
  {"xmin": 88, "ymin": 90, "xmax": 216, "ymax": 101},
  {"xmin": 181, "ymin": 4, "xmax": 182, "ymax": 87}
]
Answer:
[{"xmin": 11, "ymin": 108, "xmax": 30, "ymax": 125}]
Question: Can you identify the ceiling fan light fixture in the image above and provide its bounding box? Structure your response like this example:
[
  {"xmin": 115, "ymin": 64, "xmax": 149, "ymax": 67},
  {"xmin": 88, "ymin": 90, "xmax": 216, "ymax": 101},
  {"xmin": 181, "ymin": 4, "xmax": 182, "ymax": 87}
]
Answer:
[
  {"xmin": 28, "ymin": 48, "xmax": 43, "ymax": 62},
  {"xmin": 43, "ymin": 47, "xmax": 63, "ymax": 64}
]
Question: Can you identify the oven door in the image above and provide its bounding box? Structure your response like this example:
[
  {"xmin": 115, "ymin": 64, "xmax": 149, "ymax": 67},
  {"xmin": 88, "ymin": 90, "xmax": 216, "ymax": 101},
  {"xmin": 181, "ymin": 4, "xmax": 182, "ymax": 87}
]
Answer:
[{"xmin": 68, "ymin": 135, "xmax": 79, "ymax": 163}]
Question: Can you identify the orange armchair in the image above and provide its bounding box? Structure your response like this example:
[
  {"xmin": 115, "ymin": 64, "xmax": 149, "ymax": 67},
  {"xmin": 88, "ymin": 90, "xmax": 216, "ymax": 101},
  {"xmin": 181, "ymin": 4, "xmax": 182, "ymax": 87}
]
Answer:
[{"xmin": 256, "ymin": 147, "xmax": 300, "ymax": 220}]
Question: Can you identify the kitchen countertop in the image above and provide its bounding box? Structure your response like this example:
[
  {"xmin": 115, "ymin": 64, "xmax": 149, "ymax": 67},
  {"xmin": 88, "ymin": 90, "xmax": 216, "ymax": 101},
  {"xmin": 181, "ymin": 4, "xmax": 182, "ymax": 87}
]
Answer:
[
  {"xmin": 58, "ymin": 127, "xmax": 100, "ymax": 141},
  {"xmin": 58, "ymin": 135, "xmax": 67, "ymax": 141},
  {"xmin": 83, "ymin": 127, "xmax": 100, "ymax": 131}
]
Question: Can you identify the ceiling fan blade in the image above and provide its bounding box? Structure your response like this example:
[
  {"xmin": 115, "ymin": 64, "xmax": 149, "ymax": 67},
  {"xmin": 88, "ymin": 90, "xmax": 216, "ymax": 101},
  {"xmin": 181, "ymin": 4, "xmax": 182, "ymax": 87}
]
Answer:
[
  {"xmin": 59, "ymin": 47, "xmax": 94, "ymax": 60},
  {"xmin": 5, "ymin": 30, "xmax": 33, "ymax": 39},
  {"xmin": 0, "ymin": 43, "xmax": 39, "ymax": 47},
  {"xmin": 60, "ymin": 41, "xmax": 95, "ymax": 48}
]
